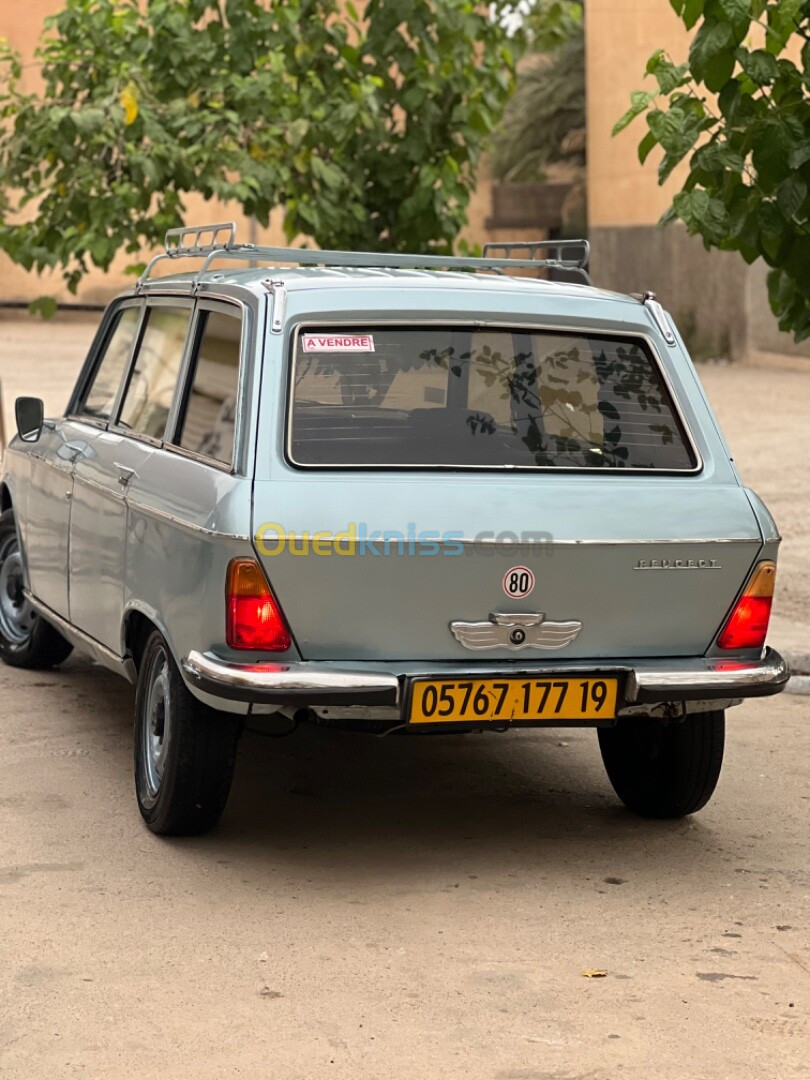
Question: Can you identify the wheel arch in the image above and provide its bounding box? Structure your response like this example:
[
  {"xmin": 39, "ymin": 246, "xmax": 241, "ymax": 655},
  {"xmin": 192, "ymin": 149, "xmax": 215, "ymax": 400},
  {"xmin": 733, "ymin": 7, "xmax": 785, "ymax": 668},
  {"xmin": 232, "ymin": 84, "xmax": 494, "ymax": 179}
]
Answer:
[
  {"xmin": 122, "ymin": 602, "xmax": 247, "ymax": 715},
  {"xmin": 0, "ymin": 482, "xmax": 12, "ymax": 514},
  {"xmin": 122, "ymin": 604, "xmax": 171, "ymax": 673}
]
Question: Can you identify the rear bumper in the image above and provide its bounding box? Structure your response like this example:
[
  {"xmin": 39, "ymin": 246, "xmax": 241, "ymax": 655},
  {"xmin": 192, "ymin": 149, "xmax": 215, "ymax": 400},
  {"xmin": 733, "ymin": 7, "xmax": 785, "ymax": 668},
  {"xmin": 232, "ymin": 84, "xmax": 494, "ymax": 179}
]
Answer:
[{"xmin": 181, "ymin": 647, "xmax": 789, "ymax": 708}]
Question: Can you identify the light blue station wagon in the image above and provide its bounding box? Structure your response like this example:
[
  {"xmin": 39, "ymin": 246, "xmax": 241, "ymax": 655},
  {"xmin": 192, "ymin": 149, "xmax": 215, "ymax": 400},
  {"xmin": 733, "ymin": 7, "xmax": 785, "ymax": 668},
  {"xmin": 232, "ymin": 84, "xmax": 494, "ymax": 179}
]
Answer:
[{"xmin": 0, "ymin": 223, "xmax": 789, "ymax": 834}]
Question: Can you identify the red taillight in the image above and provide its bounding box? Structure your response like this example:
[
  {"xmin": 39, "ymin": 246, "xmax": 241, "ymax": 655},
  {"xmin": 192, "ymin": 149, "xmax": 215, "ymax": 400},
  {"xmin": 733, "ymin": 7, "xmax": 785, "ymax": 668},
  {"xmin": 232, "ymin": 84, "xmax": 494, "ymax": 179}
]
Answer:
[
  {"xmin": 226, "ymin": 559, "xmax": 291, "ymax": 651},
  {"xmin": 717, "ymin": 562, "xmax": 776, "ymax": 651}
]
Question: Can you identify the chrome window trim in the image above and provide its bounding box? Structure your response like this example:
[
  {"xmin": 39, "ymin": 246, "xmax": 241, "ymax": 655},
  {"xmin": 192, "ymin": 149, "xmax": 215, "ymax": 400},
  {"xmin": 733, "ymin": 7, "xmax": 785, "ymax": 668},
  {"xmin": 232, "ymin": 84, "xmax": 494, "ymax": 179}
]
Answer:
[
  {"xmin": 166, "ymin": 295, "xmax": 249, "ymax": 475},
  {"xmin": 69, "ymin": 295, "xmax": 250, "ymax": 477},
  {"xmin": 252, "ymin": 534, "xmax": 759, "ymax": 547},
  {"xmin": 62, "ymin": 414, "xmax": 108, "ymax": 432},
  {"xmin": 125, "ymin": 498, "xmax": 249, "ymax": 540},
  {"xmin": 283, "ymin": 319, "xmax": 704, "ymax": 475},
  {"xmin": 110, "ymin": 430, "xmax": 164, "ymax": 451},
  {"xmin": 108, "ymin": 298, "xmax": 195, "ymax": 442},
  {"xmin": 70, "ymin": 300, "xmax": 146, "ymax": 423},
  {"xmin": 159, "ymin": 443, "xmax": 235, "ymax": 474}
]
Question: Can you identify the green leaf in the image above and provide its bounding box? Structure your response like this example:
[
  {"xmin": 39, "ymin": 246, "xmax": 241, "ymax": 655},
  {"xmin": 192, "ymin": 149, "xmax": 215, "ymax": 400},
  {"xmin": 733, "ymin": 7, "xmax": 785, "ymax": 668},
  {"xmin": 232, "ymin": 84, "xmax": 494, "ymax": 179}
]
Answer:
[
  {"xmin": 672, "ymin": 188, "xmax": 730, "ymax": 243},
  {"xmin": 638, "ymin": 129, "xmax": 658, "ymax": 164},
  {"xmin": 704, "ymin": 48, "xmax": 736, "ymax": 91},
  {"xmin": 28, "ymin": 296, "xmax": 58, "ymax": 319},
  {"xmin": 737, "ymin": 47, "xmax": 779, "ymax": 85},
  {"xmin": 766, "ymin": 0, "xmax": 803, "ymax": 54},
  {"xmin": 612, "ymin": 89, "xmax": 655, "ymax": 136},
  {"xmin": 751, "ymin": 121, "xmax": 793, "ymax": 190},
  {"xmin": 689, "ymin": 18, "xmax": 734, "ymax": 83},
  {"xmin": 646, "ymin": 50, "xmax": 689, "ymax": 93},
  {"xmin": 691, "ymin": 140, "xmax": 744, "ymax": 175},
  {"xmin": 776, "ymin": 176, "xmax": 808, "ymax": 221},
  {"xmin": 680, "ymin": 0, "xmax": 707, "ymax": 31},
  {"xmin": 717, "ymin": 0, "xmax": 750, "ymax": 20},
  {"xmin": 71, "ymin": 106, "xmax": 107, "ymax": 135},
  {"xmin": 789, "ymin": 143, "xmax": 810, "ymax": 170},
  {"xmin": 717, "ymin": 78, "xmax": 738, "ymax": 118}
]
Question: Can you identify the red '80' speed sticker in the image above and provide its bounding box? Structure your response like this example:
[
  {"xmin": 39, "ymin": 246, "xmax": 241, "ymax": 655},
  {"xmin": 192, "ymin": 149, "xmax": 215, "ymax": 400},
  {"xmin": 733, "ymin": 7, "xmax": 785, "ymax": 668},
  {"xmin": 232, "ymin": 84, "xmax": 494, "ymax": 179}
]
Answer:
[{"xmin": 503, "ymin": 566, "xmax": 535, "ymax": 599}]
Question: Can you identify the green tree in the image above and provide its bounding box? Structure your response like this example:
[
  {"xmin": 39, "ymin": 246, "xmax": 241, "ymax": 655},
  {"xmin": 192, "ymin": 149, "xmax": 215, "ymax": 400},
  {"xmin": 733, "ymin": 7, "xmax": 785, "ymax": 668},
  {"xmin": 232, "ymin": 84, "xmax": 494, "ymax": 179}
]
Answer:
[
  {"xmin": 615, "ymin": 0, "xmax": 810, "ymax": 342},
  {"xmin": 0, "ymin": 0, "xmax": 523, "ymax": 295}
]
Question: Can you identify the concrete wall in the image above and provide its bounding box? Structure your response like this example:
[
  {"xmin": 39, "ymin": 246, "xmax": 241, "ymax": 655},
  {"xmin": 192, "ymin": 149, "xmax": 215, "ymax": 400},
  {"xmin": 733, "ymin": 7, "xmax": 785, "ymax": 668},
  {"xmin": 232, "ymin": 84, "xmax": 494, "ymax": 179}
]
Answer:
[{"xmin": 589, "ymin": 224, "xmax": 748, "ymax": 361}]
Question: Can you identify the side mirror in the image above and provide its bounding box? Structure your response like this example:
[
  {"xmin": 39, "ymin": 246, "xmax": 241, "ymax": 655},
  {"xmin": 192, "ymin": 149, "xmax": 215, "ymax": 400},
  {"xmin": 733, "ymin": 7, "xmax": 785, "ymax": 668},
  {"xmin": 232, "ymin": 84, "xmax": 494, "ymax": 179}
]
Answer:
[{"xmin": 15, "ymin": 397, "xmax": 44, "ymax": 443}]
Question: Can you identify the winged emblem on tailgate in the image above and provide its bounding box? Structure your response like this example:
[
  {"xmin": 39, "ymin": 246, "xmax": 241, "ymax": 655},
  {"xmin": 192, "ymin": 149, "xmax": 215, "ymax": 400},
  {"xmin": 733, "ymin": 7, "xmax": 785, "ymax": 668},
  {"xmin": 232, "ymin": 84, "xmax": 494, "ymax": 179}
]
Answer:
[{"xmin": 450, "ymin": 612, "xmax": 582, "ymax": 652}]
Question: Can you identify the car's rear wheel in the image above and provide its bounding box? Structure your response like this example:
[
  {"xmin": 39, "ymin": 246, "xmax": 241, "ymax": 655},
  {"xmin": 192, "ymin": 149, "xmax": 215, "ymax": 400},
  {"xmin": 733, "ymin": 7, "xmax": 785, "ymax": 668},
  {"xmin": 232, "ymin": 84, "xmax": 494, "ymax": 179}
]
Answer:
[
  {"xmin": 0, "ymin": 508, "xmax": 73, "ymax": 669},
  {"xmin": 134, "ymin": 630, "xmax": 241, "ymax": 836},
  {"xmin": 598, "ymin": 710, "xmax": 725, "ymax": 818}
]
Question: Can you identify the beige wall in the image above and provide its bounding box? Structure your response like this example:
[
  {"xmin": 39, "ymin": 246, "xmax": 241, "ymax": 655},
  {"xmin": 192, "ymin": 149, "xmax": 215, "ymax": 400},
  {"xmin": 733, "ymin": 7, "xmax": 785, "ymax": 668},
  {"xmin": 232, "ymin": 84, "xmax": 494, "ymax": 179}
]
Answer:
[{"xmin": 585, "ymin": 0, "xmax": 693, "ymax": 227}]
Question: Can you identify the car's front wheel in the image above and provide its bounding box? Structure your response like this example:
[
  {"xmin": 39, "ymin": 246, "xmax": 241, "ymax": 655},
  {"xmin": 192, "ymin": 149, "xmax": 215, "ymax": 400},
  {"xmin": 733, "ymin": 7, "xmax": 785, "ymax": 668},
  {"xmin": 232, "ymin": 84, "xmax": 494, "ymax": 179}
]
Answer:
[
  {"xmin": 134, "ymin": 630, "xmax": 241, "ymax": 835},
  {"xmin": 0, "ymin": 508, "xmax": 73, "ymax": 669},
  {"xmin": 598, "ymin": 710, "xmax": 725, "ymax": 818}
]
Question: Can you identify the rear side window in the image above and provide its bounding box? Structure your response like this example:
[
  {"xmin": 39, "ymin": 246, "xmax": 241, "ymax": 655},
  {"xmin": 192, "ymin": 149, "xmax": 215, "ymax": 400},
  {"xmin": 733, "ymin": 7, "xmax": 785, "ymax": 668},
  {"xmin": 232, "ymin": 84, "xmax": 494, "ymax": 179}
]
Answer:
[
  {"xmin": 117, "ymin": 307, "xmax": 190, "ymax": 440},
  {"xmin": 79, "ymin": 306, "xmax": 140, "ymax": 420},
  {"xmin": 289, "ymin": 327, "xmax": 697, "ymax": 471},
  {"xmin": 175, "ymin": 308, "xmax": 242, "ymax": 467}
]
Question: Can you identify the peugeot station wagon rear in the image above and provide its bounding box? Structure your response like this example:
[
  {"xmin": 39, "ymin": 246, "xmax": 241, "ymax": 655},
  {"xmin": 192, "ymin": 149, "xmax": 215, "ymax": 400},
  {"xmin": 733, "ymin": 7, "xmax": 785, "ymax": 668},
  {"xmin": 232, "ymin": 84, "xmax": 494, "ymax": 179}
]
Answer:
[{"xmin": 0, "ymin": 223, "xmax": 788, "ymax": 834}]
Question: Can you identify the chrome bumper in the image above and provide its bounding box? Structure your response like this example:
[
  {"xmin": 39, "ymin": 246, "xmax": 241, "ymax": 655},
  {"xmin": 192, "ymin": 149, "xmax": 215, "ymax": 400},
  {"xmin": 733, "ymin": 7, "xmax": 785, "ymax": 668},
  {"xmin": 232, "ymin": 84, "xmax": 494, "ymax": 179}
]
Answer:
[
  {"xmin": 181, "ymin": 648, "xmax": 789, "ymax": 707},
  {"xmin": 626, "ymin": 648, "xmax": 789, "ymax": 702}
]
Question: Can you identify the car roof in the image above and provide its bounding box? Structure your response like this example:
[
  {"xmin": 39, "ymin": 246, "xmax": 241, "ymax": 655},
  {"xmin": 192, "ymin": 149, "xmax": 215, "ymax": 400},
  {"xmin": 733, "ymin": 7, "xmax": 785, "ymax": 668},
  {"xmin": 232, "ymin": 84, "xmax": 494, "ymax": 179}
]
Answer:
[{"xmin": 134, "ymin": 265, "xmax": 636, "ymax": 307}]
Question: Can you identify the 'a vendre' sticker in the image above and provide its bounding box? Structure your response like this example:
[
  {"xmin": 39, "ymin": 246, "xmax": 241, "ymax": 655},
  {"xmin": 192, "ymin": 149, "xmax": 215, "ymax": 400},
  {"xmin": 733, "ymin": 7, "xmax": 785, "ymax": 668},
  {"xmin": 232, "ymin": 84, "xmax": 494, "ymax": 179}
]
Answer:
[{"xmin": 301, "ymin": 334, "xmax": 375, "ymax": 353}]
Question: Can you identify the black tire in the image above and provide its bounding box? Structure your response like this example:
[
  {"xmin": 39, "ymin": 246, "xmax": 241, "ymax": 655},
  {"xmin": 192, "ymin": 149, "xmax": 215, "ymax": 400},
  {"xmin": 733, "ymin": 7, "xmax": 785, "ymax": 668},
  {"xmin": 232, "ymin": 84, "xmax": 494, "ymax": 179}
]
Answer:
[
  {"xmin": 598, "ymin": 710, "xmax": 725, "ymax": 819},
  {"xmin": 0, "ymin": 508, "xmax": 73, "ymax": 670},
  {"xmin": 134, "ymin": 630, "xmax": 241, "ymax": 836}
]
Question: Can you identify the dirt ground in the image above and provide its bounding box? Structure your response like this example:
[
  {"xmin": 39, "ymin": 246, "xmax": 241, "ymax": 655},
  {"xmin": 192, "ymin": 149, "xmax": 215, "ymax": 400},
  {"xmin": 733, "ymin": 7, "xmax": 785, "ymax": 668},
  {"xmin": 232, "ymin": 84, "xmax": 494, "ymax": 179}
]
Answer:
[{"xmin": 0, "ymin": 315, "xmax": 808, "ymax": 1080}]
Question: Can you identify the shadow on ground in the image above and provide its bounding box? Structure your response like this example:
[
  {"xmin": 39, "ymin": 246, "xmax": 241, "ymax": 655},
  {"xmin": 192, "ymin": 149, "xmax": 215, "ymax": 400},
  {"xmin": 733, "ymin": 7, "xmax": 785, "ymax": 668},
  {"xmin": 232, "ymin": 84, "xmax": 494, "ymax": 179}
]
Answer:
[{"xmin": 39, "ymin": 655, "xmax": 722, "ymax": 890}]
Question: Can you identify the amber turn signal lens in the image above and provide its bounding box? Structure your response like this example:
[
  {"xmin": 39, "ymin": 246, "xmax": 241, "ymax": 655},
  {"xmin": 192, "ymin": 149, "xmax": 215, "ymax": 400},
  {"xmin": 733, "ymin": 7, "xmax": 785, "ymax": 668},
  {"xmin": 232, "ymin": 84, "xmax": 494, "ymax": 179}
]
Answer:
[
  {"xmin": 226, "ymin": 558, "xmax": 291, "ymax": 651},
  {"xmin": 717, "ymin": 561, "xmax": 776, "ymax": 651}
]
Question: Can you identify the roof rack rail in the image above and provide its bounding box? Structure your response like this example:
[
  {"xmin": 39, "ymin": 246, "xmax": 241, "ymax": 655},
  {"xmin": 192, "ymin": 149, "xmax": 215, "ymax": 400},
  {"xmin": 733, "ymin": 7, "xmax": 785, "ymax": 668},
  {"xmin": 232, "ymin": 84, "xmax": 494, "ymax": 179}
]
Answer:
[
  {"xmin": 136, "ymin": 223, "xmax": 592, "ymax": 289},
  {"xmin": 483, "ymin": 239, "xmax": 589, "ymax": 271}
]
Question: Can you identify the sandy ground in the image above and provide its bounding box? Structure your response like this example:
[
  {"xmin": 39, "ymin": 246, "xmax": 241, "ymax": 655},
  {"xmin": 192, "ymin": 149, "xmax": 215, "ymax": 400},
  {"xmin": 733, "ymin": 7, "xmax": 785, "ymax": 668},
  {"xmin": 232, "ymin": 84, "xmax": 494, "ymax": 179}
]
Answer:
[{"xmin": 0, "ymin": 315, "xmax": 808, "ymax": 1080}]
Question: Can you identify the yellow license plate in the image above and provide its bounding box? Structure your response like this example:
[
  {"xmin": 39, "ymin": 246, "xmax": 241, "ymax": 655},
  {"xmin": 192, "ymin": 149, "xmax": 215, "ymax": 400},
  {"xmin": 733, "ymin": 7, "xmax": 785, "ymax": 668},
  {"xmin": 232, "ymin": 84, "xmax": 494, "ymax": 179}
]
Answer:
[{"xmin": 408, "ymin": 676, "xmax": 618, "ymax": 725}]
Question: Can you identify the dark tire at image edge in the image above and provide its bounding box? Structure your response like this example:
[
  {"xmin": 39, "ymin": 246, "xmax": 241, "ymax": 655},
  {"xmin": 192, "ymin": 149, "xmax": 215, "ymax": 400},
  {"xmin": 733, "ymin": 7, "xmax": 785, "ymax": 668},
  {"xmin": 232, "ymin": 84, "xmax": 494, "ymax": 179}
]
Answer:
[
  {"xmin": 598, "ymin": 710, "xmax": 725, "ymax": 819},
  {"xmin": 0, "ymin": 508, "xmax": 73, "ymax": 669},
  {"xmin": 134, "ymin": 630, "xmax": 241, "ymax": 836}
]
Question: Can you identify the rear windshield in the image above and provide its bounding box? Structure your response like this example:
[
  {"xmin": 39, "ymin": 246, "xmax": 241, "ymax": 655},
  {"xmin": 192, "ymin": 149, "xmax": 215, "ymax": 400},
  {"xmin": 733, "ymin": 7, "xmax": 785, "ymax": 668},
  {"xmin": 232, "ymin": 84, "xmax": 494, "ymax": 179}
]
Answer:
[{"xmin": 288, "ymin": 326, "xmax": 697, "ymax": 471}]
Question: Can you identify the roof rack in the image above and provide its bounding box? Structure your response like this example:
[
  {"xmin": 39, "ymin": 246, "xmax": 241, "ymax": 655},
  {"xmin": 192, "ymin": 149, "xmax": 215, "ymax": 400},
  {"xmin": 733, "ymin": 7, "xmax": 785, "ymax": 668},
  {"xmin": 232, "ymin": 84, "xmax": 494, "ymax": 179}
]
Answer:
[{"xmin": 137, "ymin": 222, "xmax": 592, "ymax": 288}]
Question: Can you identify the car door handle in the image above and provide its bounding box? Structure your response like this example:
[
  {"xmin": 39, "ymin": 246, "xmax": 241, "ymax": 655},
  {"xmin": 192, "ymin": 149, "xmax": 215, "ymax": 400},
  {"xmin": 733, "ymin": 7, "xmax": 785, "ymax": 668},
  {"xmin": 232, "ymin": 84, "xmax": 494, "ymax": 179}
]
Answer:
[
  {"xmin": 58, "ymin": 441, "xmax": 86, "ymax": 463},
  {"xmin": 114, "ymin": 462, "xmax": 138, "ymax": 487}
]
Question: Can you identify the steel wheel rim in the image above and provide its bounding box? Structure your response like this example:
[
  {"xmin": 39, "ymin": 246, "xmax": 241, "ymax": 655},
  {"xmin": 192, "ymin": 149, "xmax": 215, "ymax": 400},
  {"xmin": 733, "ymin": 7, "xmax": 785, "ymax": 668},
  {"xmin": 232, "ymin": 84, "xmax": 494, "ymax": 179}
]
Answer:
[
  {"xmin": 141, "ymin": 646, "xmax": 172, "ymax": 805},
  {"xmin": 0, "ymin": 533, "xmax": 36, "ymax": 646}
]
